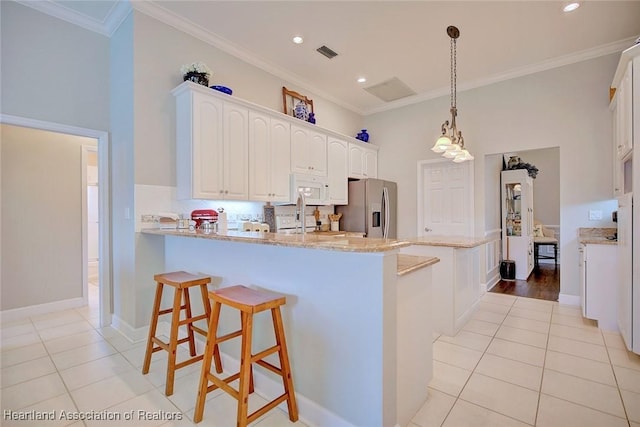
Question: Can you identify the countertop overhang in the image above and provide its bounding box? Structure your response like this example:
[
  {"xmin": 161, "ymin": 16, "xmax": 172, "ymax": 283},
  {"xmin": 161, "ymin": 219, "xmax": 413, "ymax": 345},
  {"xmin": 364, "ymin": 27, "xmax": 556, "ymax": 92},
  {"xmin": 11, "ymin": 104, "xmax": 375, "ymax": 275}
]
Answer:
[
  {"xmin": 396, "ymin": 254, "xmax": 439, "ymax": 276},
  {"xmin": 407, "ymin": 235, "xmax": 490, "ymax": 248},
  {"xmin": 141, "ymin": 228, "xmax": 411, "ymax": 253}
]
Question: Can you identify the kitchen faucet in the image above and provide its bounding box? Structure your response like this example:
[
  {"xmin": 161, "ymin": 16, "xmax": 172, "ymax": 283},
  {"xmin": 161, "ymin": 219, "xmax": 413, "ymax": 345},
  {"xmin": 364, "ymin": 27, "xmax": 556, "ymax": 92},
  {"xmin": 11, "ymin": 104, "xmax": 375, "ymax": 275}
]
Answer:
[{"xmin": 296, "ymin": 190, "xmax": 306, "ymax": 234}]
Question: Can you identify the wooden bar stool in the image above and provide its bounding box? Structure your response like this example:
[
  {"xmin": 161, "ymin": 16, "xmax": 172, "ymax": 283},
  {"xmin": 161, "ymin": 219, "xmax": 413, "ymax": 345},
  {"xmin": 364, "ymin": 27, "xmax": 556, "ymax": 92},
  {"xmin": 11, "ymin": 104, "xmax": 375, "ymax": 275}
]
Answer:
[
  {"xmin": 142, "ymin": 271, "xmax": 223, "ymax": 396},
  {"xmin": 194, "ymin": 285, "xmax": 298, "ymax": 426}
]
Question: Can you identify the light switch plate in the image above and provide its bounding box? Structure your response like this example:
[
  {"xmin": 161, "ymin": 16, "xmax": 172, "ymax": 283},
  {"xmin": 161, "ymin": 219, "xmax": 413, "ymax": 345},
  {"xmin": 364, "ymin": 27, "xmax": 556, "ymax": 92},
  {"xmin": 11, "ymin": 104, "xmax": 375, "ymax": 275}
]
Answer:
[{"xmin": 589, "ymin": 210, "xmax": 603, "ymax": 220}]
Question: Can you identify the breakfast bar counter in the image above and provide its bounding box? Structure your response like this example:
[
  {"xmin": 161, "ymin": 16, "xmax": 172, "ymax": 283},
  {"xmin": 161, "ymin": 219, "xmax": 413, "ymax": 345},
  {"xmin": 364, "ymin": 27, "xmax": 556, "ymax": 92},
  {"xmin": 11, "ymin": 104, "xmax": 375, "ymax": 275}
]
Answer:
[
  {"xmin": 142, "ymin": 228, "xmax": 411, "ymax": 252},
  {"xmin": 140, "ymin": 229, "xmax": 437, "ymax": 427}
]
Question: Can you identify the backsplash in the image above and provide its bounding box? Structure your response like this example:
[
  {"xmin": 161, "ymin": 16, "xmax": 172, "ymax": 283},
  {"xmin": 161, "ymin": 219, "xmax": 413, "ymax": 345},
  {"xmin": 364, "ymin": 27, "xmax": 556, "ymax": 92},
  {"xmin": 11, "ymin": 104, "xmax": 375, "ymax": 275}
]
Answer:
[
  {"xmin": 135, "ymin": 184, "xmax": 264, "ymax": 231},
  {"xmin": 135, "ymin": 184, "xmax": 335, "ymax": 231}
]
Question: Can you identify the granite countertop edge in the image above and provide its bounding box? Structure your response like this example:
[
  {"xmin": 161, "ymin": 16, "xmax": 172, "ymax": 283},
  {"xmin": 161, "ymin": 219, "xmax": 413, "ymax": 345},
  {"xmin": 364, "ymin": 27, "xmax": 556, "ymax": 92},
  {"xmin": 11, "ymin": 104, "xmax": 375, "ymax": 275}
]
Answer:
[{"xmin": 141, "ymin": 228, "xmax": 412, "ymax": 253}]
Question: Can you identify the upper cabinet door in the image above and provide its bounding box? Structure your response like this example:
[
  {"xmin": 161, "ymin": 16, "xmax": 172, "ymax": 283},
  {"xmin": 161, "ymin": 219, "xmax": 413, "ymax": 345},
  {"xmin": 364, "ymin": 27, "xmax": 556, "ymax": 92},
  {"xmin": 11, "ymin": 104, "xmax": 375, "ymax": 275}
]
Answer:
[
  {"xmin": 349, "ymin": 142, "xmax": 378, "ymax": 179},
  {"xmin": 223, "ymin": 102, "xmax": 249, "ymax": 200},
  {"xmin": 269, "ymin": 117, "xmax": 292, "ymax": 201},
  {"xmin": 191, "ymin": 93, "xmax": 224, "ymax": 199},
  {"xmin": 249, "ymin": 111, "xmax": 291, "ymax": 202},
  {"xmin": 617, "ymin": 62, "xmax": 633, "ymax": 160},
  {"xmin": 291, "ymin": 124, "xmax": 327, "ymax": 176},
  {"xmin": 327, "ymin": 137, "xmax": 348, "ymax": 204}
]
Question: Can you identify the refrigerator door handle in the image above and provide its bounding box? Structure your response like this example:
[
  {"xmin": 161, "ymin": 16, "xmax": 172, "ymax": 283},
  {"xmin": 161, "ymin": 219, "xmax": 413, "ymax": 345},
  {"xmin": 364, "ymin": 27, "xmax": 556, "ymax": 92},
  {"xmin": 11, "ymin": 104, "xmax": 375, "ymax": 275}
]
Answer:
[{"xmin": 382, "ymin": 187, "xmax": 390, "ymax": 238}]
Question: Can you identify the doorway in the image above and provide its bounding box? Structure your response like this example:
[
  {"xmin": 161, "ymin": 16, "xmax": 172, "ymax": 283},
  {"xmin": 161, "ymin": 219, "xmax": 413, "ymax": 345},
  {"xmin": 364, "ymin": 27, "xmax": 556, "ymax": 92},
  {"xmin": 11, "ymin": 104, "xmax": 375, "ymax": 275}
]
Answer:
[
  {"xmin": 0, "ymin": 114, "xmax": 110, "ymax": 325},
  {"xmin": 84, "ymin": 146, "xmax": 100, "ymax": 312},
  {"xmin": 486, "ymin": 147, "xmax": 560, "ymax": 301}
]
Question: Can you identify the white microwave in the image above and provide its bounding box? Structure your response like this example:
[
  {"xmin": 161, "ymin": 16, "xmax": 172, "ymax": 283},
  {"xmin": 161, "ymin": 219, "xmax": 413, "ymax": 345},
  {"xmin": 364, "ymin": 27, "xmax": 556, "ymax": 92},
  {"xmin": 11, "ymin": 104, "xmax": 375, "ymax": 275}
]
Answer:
[{"xmin": 290, "ymin": 173, "xmax": 330, "ymax": 205}]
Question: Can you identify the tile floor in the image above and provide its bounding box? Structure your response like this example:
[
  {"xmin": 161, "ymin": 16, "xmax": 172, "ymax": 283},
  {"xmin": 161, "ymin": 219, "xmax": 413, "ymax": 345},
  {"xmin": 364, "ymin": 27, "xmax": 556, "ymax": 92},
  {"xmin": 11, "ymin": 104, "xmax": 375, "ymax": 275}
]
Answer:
[
  {"xmin": 2, "ymin": 288, "xmax": 640, "ymax": 426},
  {"xmin": 413, "ymin": 292, "xmax": 640, "ymax": 427}
]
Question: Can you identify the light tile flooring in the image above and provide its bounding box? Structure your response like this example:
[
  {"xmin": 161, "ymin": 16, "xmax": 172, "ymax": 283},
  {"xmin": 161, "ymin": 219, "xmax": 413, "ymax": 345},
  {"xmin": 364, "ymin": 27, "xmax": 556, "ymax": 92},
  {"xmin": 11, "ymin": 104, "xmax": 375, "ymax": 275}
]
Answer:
[
  {"xmin": 2, "ymin": 288, "xmax": 640, "ymax": 426},
  {"xmin": 414, "ymin": 292, "xmax": 640, "ymax": 427}
]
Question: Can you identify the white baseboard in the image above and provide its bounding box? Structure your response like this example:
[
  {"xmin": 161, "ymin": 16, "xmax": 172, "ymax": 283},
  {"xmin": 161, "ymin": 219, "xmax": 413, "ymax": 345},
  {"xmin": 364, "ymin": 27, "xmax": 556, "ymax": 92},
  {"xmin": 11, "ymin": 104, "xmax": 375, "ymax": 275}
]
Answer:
[
  {"xmin": 194, "ymin": 337, "xmax": 354, "ymax": 427},
  {"xmin": 485, "ymin": 273, "xmax": 501, "ymax": 292},
  {"xmin": 558, "ymin": 294, "xmax": 580, "ymax": 306},
  {"xmin": 0, "ymin": 297, "xmax": 85, "ymax": 323},
  {"xmin": 111, "ymin": 314, "xmax": 150, "ymax": 343}
]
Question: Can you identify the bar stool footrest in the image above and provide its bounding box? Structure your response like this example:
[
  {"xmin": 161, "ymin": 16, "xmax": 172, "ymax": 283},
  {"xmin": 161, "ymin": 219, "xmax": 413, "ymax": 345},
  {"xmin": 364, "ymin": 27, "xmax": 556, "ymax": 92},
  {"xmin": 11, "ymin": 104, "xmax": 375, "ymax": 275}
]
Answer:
[{"xmin": 247, "ymin": 393, "xmax": 289, "ymax": 424}]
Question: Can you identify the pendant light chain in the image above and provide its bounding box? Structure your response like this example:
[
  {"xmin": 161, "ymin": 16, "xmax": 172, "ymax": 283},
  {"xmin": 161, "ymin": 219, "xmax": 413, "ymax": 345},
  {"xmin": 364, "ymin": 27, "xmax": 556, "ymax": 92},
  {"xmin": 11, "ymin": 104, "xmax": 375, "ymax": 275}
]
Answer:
[
  {"xmin": 451, "ymin": 36, "xmax": 456, "ymax": 109},
  {"xmin": 431, "ymin": 25, "xmax": 473, "ymax": 162}
]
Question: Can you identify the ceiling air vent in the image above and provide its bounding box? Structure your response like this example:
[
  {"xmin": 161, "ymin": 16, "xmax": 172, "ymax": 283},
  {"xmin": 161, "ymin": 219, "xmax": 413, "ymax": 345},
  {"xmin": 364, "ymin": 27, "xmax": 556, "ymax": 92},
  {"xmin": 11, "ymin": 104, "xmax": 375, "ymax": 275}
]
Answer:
[
  {"xmin": 316, "ymin": 45, "xmax": 338, "ymax": 59},
  {"xmin": 363, "ymin": 77, "xmax": 416, "ymax": 102}
]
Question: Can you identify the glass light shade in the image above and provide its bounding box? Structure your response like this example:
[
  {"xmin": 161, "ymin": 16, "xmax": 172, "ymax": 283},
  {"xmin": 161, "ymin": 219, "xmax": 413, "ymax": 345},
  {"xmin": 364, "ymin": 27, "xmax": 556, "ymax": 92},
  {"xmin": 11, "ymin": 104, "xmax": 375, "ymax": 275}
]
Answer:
[
  {"xmin": 442, "ymin": 144, "xmax": 461, "ymax": 158},
  {"xmin": 431, "ymin": 135, "xmax": 452, "ymax": 153},
  {"xmin": 452, "ymin": 149, "xmax": 474, "ymax": 163}
]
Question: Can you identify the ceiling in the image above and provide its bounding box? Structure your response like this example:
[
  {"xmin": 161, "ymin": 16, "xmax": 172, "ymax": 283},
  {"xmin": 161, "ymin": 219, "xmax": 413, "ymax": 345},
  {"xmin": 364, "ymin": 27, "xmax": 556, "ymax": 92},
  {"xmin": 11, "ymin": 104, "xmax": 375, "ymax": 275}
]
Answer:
[{"xmin": 20, "ymin": 1, "xmax": 640, "ymax": 115}]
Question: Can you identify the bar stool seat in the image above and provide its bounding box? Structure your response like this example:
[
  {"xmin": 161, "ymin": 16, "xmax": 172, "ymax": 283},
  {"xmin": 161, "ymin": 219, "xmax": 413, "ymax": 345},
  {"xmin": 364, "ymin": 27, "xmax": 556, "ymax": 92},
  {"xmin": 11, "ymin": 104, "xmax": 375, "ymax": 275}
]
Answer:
[
  {"xmin": 194, "ymin": 285, "xmax": 298, "ymax": 426},
  {"xmin": 142, "ymin": 271, "xmax": 222, "ymax": 396}
]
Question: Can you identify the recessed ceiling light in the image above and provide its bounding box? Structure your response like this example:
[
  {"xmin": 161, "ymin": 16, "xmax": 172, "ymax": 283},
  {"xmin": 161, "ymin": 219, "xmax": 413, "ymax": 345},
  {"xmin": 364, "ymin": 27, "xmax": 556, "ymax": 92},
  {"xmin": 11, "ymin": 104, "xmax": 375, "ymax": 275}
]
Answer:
[
  {"xmin": 357, "ymin": 77, "xmax": 367, "ymax": 83},
  {"xmin": 563, "ymin": 2, "xmax": 580, "ymax": 12},
  {"xmin": 292, "ymin": 36, "xmax": 303, "ymax": 44}
]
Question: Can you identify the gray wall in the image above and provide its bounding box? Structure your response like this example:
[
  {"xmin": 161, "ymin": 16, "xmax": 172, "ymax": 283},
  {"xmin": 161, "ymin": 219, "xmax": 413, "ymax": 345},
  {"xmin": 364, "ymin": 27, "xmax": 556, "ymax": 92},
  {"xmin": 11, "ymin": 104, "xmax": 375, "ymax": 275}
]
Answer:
[
  {"xmin": 1, "ymin": 124, "xmax": 96, "ymax": 310},
  {"xmin": 0, "ymin": 1, "xmax": 110, "ymax": 131},
  {"xmin": 367, "ymin": 54, "xmax": 619, "ymax": 298}
]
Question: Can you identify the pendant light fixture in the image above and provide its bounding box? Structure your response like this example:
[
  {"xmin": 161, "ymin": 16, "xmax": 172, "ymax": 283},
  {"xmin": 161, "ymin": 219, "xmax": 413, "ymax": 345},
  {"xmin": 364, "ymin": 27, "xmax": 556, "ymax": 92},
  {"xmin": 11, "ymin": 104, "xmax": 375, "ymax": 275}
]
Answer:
[{"xmin": 431, "ymin": 26, "xmax": 473, "ymax": 163}]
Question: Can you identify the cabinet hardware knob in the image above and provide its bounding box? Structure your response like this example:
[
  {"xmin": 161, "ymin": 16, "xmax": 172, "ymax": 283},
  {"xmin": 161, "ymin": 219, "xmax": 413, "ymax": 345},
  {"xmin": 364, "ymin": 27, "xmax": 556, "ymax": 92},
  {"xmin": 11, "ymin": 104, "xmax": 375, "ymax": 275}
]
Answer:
[{"xmin": 425, "ymin": 227, "xmax": 432, "ymax": 232}]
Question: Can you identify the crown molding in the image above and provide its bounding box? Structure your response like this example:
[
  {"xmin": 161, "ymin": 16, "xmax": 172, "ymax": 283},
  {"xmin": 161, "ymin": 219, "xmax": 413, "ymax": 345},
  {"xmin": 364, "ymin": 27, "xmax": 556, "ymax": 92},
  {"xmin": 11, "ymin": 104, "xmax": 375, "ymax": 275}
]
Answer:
[
  {"xmin": 364, "ymin": 36, "xmax": 638, "ymax": 116},
  {"xmin": 16, "ymin": 0, "xmax": 131, "ymax": 37},
  {"xmin": 130, "ymin": 0, "xmax": 365, "ymax": 115}
]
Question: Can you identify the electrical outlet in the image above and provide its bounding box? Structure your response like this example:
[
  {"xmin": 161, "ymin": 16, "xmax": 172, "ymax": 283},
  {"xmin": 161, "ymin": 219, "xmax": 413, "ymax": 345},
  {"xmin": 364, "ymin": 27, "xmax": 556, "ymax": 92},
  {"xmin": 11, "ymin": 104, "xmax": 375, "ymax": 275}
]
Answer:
[{"xmin": 588, "ymin": 210, "xmax": 603, "ymax": 221}]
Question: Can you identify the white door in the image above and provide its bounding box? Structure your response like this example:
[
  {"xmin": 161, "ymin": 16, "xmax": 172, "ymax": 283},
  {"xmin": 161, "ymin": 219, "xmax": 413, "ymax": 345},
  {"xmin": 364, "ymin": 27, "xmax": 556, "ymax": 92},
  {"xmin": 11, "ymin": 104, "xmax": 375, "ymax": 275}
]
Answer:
[
  {"xmin": 418, "ymin": 159, "xmax": 473, "ymax": 236},
  {"xmin": 87, "ymin": 184, "xmax": 99, "ymax": 261}
]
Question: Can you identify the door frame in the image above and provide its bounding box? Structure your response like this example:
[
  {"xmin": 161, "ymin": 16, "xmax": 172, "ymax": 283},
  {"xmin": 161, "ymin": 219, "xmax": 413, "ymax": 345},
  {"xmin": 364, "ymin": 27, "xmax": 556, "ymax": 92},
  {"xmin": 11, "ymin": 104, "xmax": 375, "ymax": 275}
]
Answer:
[
  {"xmin": 1, "ymin": 114, "xmax": 111, "ymax": 327},
  {"xmin": 417, "ymin": 158, "xmax": 475, "ymax": 236}
]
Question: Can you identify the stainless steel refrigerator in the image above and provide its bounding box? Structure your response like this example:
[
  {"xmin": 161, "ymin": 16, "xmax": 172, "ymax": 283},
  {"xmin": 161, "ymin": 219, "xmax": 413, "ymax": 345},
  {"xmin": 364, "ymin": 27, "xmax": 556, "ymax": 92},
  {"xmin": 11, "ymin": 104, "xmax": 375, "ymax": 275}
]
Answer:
[{"xmin": 336, "ymin": 179, "xmax": 397, "ymax": 238}]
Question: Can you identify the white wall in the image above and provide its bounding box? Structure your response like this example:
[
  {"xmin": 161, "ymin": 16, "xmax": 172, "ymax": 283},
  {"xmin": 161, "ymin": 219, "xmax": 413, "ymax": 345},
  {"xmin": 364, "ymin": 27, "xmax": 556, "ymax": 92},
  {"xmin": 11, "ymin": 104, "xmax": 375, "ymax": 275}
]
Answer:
[
  {"xmin": 1, "ymin": 124, "xmax": 96, "ymax": 310},
  {"xmin": 0, "ymin": 1, "xmax": 110, "ymax": 131},
  {"xmin": 367, "ymin": 54, "xmax": 620, "ymax": 298}
]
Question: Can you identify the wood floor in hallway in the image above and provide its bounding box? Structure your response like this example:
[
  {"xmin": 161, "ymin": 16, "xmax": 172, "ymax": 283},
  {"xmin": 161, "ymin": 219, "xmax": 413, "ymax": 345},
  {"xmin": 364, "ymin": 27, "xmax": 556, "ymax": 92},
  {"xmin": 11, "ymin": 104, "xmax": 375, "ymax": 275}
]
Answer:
[{"xmin": 489, "ymin": 263, "xmax": 560, "ymax": 301}]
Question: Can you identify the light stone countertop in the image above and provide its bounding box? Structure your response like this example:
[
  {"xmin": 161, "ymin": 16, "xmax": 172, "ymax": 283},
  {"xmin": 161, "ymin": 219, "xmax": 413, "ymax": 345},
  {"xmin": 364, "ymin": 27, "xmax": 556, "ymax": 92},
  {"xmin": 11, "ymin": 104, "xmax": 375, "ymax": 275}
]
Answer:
[
  {"xmin": 142, "ymin": 228, "xmax": 411, "ymax": 253},
  {"xmin": 396, "ymin": 254, "xmax": 440, "ymax": 276},
  {"xmin": 407, "ymin": 235, "xmax": 490, "ymax": 248},
  {"xmin": 578, "ymin": 227, "xmax": 618, "ymax": 245}
]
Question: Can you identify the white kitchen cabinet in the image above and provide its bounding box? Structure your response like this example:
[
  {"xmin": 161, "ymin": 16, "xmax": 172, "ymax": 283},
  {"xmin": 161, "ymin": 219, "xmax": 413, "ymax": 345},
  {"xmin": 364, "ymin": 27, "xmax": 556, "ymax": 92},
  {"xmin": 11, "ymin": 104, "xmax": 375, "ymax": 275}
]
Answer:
[
  {"xmin": 222, "ymin": 103, "xmax": 250, "ymax": 200},
  {"xmin": 401, "ymin": 244, "xmax": 480, "ymax": 336},
  {"xmin": 501, "ymin": 169, "xmax": 534, "ymax": 280},
  {"xmin": 249, "ymin": 111, "xmax": 291, "ymax": 202},
  {"xmin": 327, "ymin": 137, "xmax": 348, "ymax": 205},
  {"xmin": 348, "ymin": 142, "xmax": 378, "ymax": 179},
  {"xmin": 174, "ymin": 87, "xmax": 249, "ymax": 200},
  {"xmin": 616, "ymin": 62, "xmax": 633, "ymax": 160},
  {"xmin": 611, "ymin": 97, "xmax": 623, "ymax": 197},
  {"xmin": 611, "ymin": 43, "xmax": 640, "ymax": 354},
  {"xmin": 291, "ymin": 124, "xmax": 327, "ymax": 176},
  {"xmin": 580, "ymin": 243, "xmax": 619, "ymax": 331}
]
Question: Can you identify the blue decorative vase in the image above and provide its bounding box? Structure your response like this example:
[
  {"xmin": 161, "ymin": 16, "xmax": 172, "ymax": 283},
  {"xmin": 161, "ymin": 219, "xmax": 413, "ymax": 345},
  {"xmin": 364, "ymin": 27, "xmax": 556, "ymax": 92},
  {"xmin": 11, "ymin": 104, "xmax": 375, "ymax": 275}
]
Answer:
[
  {"xmin": 356, "ymin": 129, "xmax": 369, "ymax": 142},
  {"xmin": 294, "ymin": 101, "xmax": 309, "ymax": 121},
  {"xmin": 307, "ymin": 112, "xmax": 316, "ymax": 124}
]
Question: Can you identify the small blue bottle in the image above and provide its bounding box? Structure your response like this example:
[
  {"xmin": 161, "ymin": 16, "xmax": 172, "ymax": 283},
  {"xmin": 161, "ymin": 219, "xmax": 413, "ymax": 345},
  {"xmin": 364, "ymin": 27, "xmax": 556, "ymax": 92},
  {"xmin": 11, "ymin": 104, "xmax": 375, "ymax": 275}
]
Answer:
[
  {"xmin": 357, "ymin": 129, "xmax": 369, "ymax": 142},
  {"xmin": 307, "ymin": 112, "xmax": 316, "ymax": 124}
]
